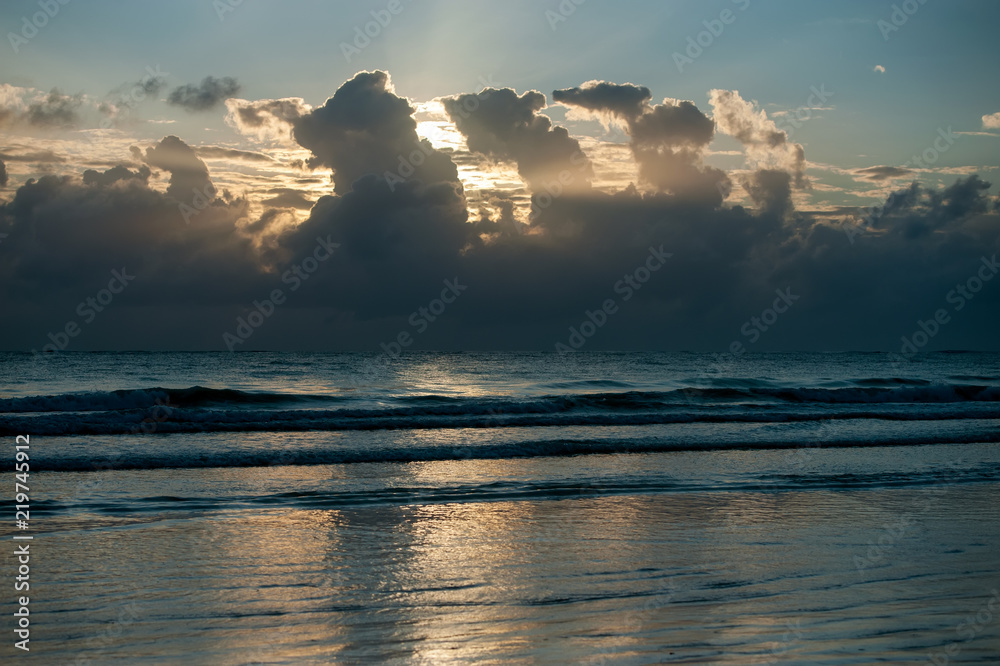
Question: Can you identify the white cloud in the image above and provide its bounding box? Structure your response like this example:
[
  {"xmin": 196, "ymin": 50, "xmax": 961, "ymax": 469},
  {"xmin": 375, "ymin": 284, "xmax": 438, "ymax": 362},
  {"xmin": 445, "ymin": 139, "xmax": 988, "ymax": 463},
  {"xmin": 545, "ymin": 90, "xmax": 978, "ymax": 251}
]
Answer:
[
  {"xmin": 873, "ymin": 65, "xmax": 886, "ymax": 74},
  {"xmin": 982, "ymin": 112, "xmax": 1000, "ymax": 129},
  {"xmin": 708, "ymin": 89, "xmax": 806, "ymax": 185}
]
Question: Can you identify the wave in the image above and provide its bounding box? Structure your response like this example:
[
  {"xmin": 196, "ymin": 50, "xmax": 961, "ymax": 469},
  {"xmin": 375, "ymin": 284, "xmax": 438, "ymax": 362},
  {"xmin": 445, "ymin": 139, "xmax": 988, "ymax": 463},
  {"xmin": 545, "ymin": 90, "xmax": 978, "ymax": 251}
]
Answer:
[
  {"xmin": 4, "ymin": 383, "xmax": 1000, "ymax": 414},
  {"xmin": 4, "ymin": 403, "xmax": 1000, "ymax": 436},
  {"xmin": 0, "ymin": 386, "xmax": 339, "ymax": 413},
  {"xmin": 25, "ymin": 431, "xmax": 1000, "ymax": 472}
]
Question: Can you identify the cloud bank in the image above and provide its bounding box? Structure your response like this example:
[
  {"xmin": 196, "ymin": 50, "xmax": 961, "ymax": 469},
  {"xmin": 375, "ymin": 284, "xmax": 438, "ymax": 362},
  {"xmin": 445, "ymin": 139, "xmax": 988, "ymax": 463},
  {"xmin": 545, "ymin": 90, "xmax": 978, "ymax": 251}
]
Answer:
[{"xmin": 1, "ymin": 71, "xmax": 998, "ymax": 353}]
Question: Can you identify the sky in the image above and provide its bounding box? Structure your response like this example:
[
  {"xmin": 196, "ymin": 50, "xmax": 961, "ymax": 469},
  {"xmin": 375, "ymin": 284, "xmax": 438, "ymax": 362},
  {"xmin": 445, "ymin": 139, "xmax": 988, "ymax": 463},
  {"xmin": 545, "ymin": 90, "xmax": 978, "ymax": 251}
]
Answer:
[{"xmin": 0, "ymin": 0, "xmax": 998, "ymax": 352}]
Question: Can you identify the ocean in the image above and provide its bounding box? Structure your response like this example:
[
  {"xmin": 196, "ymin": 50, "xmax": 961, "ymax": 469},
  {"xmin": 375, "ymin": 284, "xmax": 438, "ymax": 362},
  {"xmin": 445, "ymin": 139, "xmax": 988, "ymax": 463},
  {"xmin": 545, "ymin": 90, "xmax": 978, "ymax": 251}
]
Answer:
[{"xmin": 1, "ymin": 351, "xmax": 999, "ymax": 663}]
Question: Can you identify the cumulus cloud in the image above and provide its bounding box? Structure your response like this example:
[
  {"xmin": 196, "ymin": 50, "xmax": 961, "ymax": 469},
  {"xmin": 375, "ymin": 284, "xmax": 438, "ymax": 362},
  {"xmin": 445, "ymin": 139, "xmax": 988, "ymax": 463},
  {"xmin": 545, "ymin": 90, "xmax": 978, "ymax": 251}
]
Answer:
[
  {"xmin": 81, "ymin": 164, "xmax": 150, "ymax": 187},
  {"xmin": 983, "ymin": 112, "xmax": 1000, "ymax": 130},
  {"xmin": 0, "ymin": 154, "xmax": 256, "ymax": 343},
  {"xmin": 167, "ymin": 76, "xmax": 242, "ymax": 112},
  {"xmin": 442, "ymin": 87, "xmax": 593, "ymax": 194},
  {"xmin": 552, "ymin": 80, "xmax": 652, "ymax": 126},
  {"xmin": 294, "ymin": 71, "xmax": 460, "ymax": 195},
  {"xmin": 554, "ymin": 80, "xmax": 724, "ymax": 203},
  {"xmin": 1, "ymin": 72, "xmax": 998, "ymax": 353},
  {"xmin": 0, "ymin": 87, "xmax": 83, "ymax": 129},
  {"xmin": 136, "ymin": 135, "xmax": 214, "ymax": 202},
  {"xmin": 0, "ymin": 86, "xmax": 87, "ymax": 131},
  {"xmin": 225, "ymin": 97, "xmax": 311, "ymax": 143},
  {"xmin": 874, "ymin": 65, "xmax": 886, "ymax": 74},
  {"xmin": 709, "ymin": 89, "xmax": 807, "ymax": 187},
  {"xmin": 27, "ymin": 89, "xmax": 83, "ymax": 128}
]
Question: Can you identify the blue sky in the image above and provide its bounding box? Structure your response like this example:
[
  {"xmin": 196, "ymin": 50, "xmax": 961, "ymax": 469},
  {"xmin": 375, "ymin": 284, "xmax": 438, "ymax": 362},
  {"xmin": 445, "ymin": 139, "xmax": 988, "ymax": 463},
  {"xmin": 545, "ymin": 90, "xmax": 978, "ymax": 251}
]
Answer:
[{"xmin": 3, "ymin": 0, "xmax": 998, "ymax": 179}]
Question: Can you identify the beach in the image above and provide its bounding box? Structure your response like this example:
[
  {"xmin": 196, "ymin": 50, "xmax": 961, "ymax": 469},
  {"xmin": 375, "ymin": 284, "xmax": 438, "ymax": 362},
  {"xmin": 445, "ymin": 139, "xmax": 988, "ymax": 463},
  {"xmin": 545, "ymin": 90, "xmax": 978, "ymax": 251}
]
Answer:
[{"xmin": 2, "ymin": 352, "xmax": 999, "ymax": 663}]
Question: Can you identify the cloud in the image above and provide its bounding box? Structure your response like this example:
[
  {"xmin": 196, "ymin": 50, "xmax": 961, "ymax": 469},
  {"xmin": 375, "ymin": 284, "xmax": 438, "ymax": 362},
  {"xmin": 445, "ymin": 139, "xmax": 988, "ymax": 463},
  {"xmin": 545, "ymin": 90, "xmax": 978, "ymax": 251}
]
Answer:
[
  {"xmin": 853, "ymin": 165, "xmax": 915, "ymax": 181},
  {"xmin": 0, "ymin": 157, "xmax": 256, "ymax": 341},
  {"xmin": 554, "ymin": 80, "xmax": 724, "ymax": 203},
  {"xmin": 0, "ymin": 84, "xmax": 27, "ymax": 127},
  {"xmin": 552, "ymin": 80, "xmax": 652, "ymax": 126},
  {"xmin": 194, "ymin": 146, "xmax": 278, "ymax": 163},
  {"xmin": 81, "ymin": 164, "xmax": 151, "ymax": 187},
  {"xmin": 709, "ymin": 89, "xmax": 807, "ymax": 187},
  {"xmin": 100, "ymin": 71, "xmax": 169, "ymax": 121},
  {"xmin": 442, "ymin": 86, "xmax": 593, "ymax": 194},
  {"xmin": 260, "ymin": 188, "xmax": 314, "ymax": 209},
  {"xmin": 294, "ymin": 71, "xmax": 460, "ymax": 195},
  {"xmin": 0, "ymin": 160, "xmax": 7, "ymax": 187},
  {"xmin": 0, "ymin": 149, "xmax": 66, "ymax": 164},
  {"xmin": 136, "ymin": 135, "xmax": 214, "ymax": 201},
  {"xmin": 874, "ymin": 65, "xmax": 886, "ymax": 74},
  {"xmin": 167, "ymin": 76, "xmax": 242, "ymax": 112},
  {"xmin": 225, "ymin": 97, "xmax": 311, "ymax": 143},
  {"xmin": 983, "ymin": 112, "xmax": 1000, "ymax": 130},
  {"xmin": 25, "ymin": 89, "xmax": 82, "ymax": 128},
  {"xmin": 0, "ymin": 86, "xmax": 84, "ymax": 130},
  {"xmin": 1, "ymin": 72, "xmax": 998, "ymax": 353}
]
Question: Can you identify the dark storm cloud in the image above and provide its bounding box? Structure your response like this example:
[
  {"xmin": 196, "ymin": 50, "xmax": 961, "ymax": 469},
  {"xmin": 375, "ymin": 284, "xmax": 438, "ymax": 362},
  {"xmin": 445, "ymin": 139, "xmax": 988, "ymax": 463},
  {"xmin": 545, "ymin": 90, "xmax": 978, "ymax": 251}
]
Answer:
[
  {"xmin": 871, "ymin": 175, "xmax": 993, "ymax": 238},
  {"xmin": 167, "ymin": 77, "xmax": 242, "ymax": 112},
  {"xmin": 1, "ymin": 72, "xmax": 999, "ymax": 352},
  {"xmin": 742, "ymin": 169, "xmax": 793, "ymax": 219},
  {"xmin": 293, "ymin": 71, "xmax": 459, "ymax": 194},
  {"xmin": 554, "ymin": 80, "xmax": 724, "ymax": 203},
  {"xmin": 26, "ymin": 89, "xmax": 82, "ymax": 128},
  {"xmin": 0, "ymin": 156, "xmax": 256, "ymax": 319},
  {"xmin": 442, "ymin": 87, "xmax": 593, "ymax": 193},
  {"xmin": 854, "ymin": 166, "xmax": 916, "ymax": 181}
]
